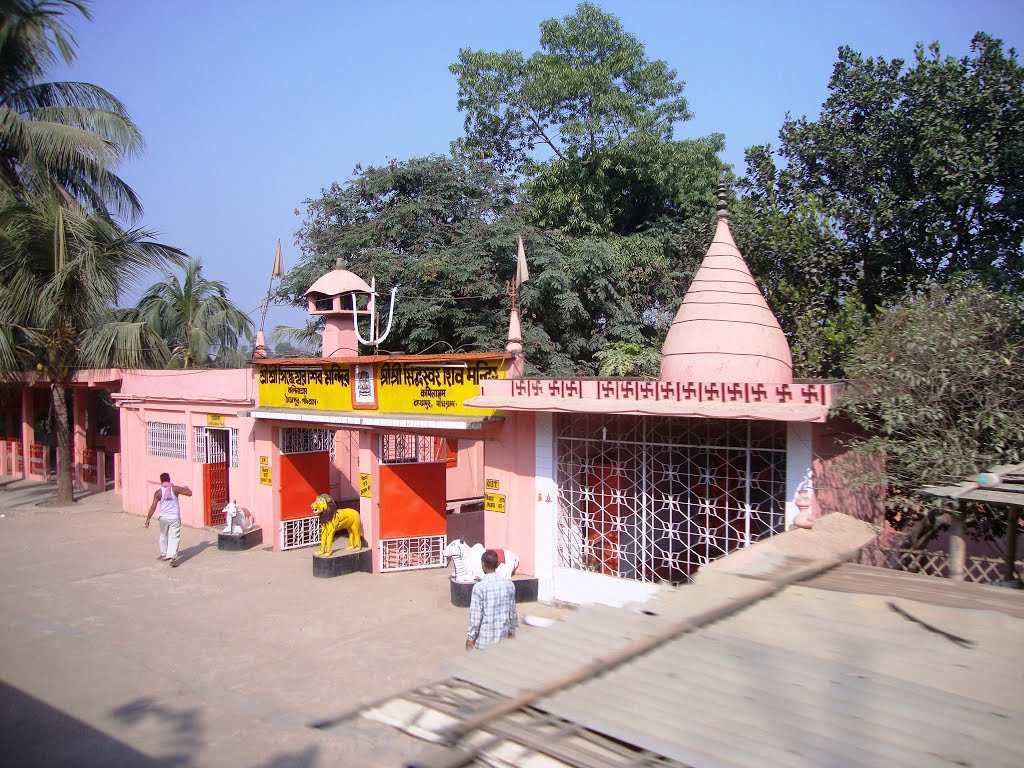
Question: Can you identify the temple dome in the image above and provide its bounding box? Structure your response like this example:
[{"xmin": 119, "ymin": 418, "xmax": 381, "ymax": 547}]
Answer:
[
  {"xmin": 304, "ymin": 267, "xmax": 371, "ymax": 298},
  {"xmin": 660, "ymin": 208, "xmax": 793, "ymax": 383}
]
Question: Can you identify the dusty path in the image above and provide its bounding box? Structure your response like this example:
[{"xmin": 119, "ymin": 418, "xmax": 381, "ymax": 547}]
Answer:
[{"xmin": 0, "ymin": 483, "xmax": 467, "ymax": 767}]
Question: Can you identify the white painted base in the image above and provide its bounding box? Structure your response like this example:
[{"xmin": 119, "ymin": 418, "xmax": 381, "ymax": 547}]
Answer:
[
  {"xmin": 551, "ymin": 567, "xmax": 660, "ymax": 608},
  {"xmin": 533, "ymin": 413, "xmax": 557, "ymax": 602}
]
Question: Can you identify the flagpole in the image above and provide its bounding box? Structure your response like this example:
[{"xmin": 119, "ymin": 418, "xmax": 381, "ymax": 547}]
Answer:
[{"xmin": 254, "ymin": 239, "xmax": 283, "ymax": 359}]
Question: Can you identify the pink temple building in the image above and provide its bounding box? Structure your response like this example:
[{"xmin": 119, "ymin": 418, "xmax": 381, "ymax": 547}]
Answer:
[{"xmin": 0, "ymin": 196, "xmax": 881, "ymax": 605}]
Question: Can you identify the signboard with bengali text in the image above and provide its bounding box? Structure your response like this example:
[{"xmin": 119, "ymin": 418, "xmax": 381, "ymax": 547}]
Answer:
[{"xmin": 257, "ymin": 360, "xmax": 506, "ymax": 417}]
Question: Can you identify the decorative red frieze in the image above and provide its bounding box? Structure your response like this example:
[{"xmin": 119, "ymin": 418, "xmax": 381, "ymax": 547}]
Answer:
[{"xmin": 505, "ymin": 379, "xmax": 831, "ymax": 406}]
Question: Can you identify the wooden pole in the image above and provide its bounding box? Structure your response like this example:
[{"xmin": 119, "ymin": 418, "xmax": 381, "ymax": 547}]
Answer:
[{"xmin": 948, "ymin": 512, "xmax": 966, "ymax": 582}]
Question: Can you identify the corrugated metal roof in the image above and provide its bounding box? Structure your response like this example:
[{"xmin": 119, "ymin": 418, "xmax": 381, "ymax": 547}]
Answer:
[
  {"xmin": 440, "ymin": 521, "xmax": 1024, "ymax": 768},
  {"xmin": 919, "ymin": 462, "xmax": 1024, "ymax": 507}
]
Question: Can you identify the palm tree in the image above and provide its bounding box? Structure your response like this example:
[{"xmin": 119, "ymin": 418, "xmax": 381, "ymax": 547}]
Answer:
[
  {"xmin": 0, "ymin": 0, "xmax": 143, "ymax": 219},
  {"xmin": 0, "ymin": 190, "xmax": 185, "ymax": 504},
  {"xmin": 134, "ymin": 260, "xmax": 254, "ymax": 369}
]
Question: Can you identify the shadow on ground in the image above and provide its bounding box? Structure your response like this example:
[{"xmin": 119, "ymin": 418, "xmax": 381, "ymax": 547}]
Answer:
[
  {"xmin": 0, "ymin": 683, "xmax": 322, "ymax": 767},
  {"xmin": 0, "ymin": 681, "xmax": 170, "ymax": 767}
]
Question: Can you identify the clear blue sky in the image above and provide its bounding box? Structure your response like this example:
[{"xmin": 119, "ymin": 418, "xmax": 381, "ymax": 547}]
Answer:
[{"xmin": 54, "ymin": 0, "xmax": 1024, "ymax": 336}]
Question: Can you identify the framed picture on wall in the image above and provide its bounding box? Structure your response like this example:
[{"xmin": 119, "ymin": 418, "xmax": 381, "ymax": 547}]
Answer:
[{"xmin": 352, "ymin": 365, "xmax": 377, "ymax": 409}]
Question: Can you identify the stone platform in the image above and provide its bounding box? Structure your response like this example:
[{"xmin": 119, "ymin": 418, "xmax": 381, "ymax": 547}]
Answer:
[
  {"xmin": 450, "ymin": 575, "xmax": 539, "ymax": 607},
  {"xmin": 313, "ymin": 546, "xmax": 372, "ymax": 578},
  {"xmin": 217, "ymin": 527, "xmax": 263, "ymax": 551}
]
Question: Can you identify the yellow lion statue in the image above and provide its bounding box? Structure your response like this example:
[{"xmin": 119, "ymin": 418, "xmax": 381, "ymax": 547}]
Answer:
[{"xmin": 312, "ymin": 494, "xmax": 363, "ymax": 555}]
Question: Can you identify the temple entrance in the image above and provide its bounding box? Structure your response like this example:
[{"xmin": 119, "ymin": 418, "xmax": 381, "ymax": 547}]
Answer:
[
  {"xmin": 197, "ymin": 427, "xmax": 230, "ymax": 526},
  {"xmin": 378, "ymin": 433, "xmax": 448, "ymax": 571},
  {"xmin": 555, "ymin": 414, "xmax": 787, "ymax": 583},
  {"xmin": 278, "ymin": 427, "xmax": 334, "ymax": 549}
]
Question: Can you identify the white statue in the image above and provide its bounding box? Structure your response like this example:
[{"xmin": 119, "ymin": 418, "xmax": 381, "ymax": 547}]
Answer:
[
  {"xmin": 444, "ymin": 539, "xmax": 519, "ymax": 583},
  {"xmin": 221, "ymin": 500, "xmax": 254, "ymax": 534}
]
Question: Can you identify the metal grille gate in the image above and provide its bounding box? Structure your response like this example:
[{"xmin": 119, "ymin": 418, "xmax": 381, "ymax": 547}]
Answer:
[{"xmin": 556, "ymin": 414, "xmax": 786, "ymax": 583}]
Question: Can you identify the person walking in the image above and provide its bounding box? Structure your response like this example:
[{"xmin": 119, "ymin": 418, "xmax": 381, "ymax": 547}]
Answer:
[
  {"xmin": 145, "ymin": 472, "xmax": 192, "ymax": 566},
  {"xmin": 465, "ymin": 549, "xmax": 518, "ymax": 651}
]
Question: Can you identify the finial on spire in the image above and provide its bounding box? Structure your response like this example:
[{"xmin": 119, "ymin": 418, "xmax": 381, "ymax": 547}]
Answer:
[
  {"xmin": 334, "ymin": 256, "xmax": 345, "ymax": 270},
  {"xmin": 716, "ymin": 171, "xmax": 730, "ymax": 220}
]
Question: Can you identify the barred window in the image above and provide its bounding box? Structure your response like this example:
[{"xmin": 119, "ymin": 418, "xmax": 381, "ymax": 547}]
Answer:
[
  {"xmin": 280, "ymin": 427, "xmax": 335, "ymax": 457},
  {"xmin": 146, "ymin": 422, "xmax": 187, "ymax": 459},
  {"xmin": 194, "ymin": 426, "xmax": 237, "ymax": 467}
]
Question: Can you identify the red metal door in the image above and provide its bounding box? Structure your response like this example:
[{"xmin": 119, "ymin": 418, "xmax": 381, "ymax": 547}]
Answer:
[
  {"xmin": 279, "ymin": 451, "xmax": 330, "ymax": 521},
  {"xmin": 379, "ymin": 462, "xmax": 446, "ymax": 538},
  {"xmin": 204, "ymin": 461, "xmax": 229, "ymax": 526}
]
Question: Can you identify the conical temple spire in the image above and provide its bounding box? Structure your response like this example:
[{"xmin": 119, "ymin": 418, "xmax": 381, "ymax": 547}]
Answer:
[{"xmin": 659, "ymin": 179, "xmax": 793, "ymax": 384}]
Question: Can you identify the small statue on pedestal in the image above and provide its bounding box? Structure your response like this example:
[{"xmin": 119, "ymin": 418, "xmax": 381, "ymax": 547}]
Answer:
[
  {"xmin": 312, "ymin": 493, "xmax": 363, "ymax": 555},
  {"xmin": 221, "ymin": 500, "xmax": 254, "ymax": 534}
]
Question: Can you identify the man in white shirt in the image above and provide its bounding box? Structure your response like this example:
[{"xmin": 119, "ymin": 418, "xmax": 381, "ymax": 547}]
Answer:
[{"xmin": 144, "ymin": 472, "xmax": 192, "ymax": 566}]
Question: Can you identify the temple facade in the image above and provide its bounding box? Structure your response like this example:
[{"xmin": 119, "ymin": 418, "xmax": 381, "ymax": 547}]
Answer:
[{"xmin": 0, "ymin": 197, "xmax": 881, "ymax": 605}]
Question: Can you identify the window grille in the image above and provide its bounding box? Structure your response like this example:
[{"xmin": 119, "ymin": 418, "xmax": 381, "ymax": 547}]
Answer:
[
  {"xmin": 280, "ymin": 427, "xmax": 335, "ymax": 458},
  {"xmin": 555, "ymin": 414, "xmax": 786, "ymax": 584},
  {"xmin": 379, "ymin": 433, "xmax": 447, "ymax": 465},
  {"xmin": 193, "ymin": 426, "xmax": 230, "ymax": 465},
  {"xmin": 280, "ymin": 515, "xmax": 322, "ymax": 550},
  {"xmin": 147, "ymin": 422, "xmax": 187, "ymax": 459},
  {"xmin": 229, "ymin": 428, "xmax": 239, "ymax": 468},
  {"xmin": 379, "ymin": 535, "xmax": 447, "ymax": 572}
]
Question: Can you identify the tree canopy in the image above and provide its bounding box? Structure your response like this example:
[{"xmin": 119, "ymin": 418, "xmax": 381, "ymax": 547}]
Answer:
[
  {"xmin": 451, "ymin": 2, "xmax": 690, "ymax": 176},
  {"xmin": 840, "ymin": 282, "xmax": 1024, "ymax": 532},
  {"xmin": 741, "ymin": 32, "xmax": 1024, "ymax": 376},
  {"xmin": 0, "ymin": 0, "xmax": 144, "ymax": 219}
]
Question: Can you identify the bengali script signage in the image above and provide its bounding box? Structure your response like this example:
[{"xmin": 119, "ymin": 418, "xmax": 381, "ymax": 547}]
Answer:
[
  {"xmin": 508, "ymin": 378, "xmax": 831, "ymax": 406},
  {"xmin": 257, "ymin": 365, "xmax": 351, "ymax": 410},
  {"xmin": 257, "ymin": 360, "xmax": 505, "ymax": 416}
]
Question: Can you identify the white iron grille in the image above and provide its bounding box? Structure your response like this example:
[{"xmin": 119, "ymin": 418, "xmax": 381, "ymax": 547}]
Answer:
[
  {"xmin": 379, "ymin": 433, "xmax": 446, "ymax": 465},
  {"xmin": 280, "ymin": 515, "xmax": 322, "ymax": 550},
  {"xmin": 380, "ymin": 535, "xmax": 447, "ymax": 572},
  {"xmin": 555, "ymin": 414, "xmax": 786, "ymax": 584},
  {"xmin": 229, "ymin": 428, "xmax": 238, "ymax": 468},
  {"xmin": 280, "ymin": 427, "xmax": 335, "ymax": 459},
  {"xmin": 146, "ymin": 422, "xmax": 187, "ymax": 459},
  {"xmin": 193, "ymin": 426, "xmax": 229, "ymax": 465}
]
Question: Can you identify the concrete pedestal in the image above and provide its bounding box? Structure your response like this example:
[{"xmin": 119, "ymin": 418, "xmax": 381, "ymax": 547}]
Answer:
[
  {"xmin": 313, "ymin": 546, "xmax": 372, "ymax": 578},
  {"xmin": 449, "ymin": 575, "xmax": 539, "ymax": 607},
  {"xmin": 218, "ymin": 527, "xmax": 263, "ymax": 551}
]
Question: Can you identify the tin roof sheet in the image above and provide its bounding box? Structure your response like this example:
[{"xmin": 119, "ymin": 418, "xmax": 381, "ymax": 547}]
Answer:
[{"xmin": 444, "ymin": 522, "xmax": 1024, "ymax": 768}]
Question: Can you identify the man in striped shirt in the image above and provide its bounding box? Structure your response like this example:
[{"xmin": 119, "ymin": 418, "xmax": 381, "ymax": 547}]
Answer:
[{"xmin": 465, "ymin": 549, "xmax": 518, "ymax": 651}]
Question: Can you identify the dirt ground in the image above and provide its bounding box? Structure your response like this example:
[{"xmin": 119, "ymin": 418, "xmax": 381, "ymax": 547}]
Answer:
[{"xmin": 0, "ymin": 481, "xmax": 481, "ymax": 767}]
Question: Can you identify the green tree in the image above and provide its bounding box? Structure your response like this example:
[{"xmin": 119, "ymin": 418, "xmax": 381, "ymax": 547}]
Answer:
[
  {"xmin": 451, "ymin": 2, "xmax": 690, "ymax": 176},
  {"xmin": 0, "ymin": 0, "xmax": 144, "ymax": 218},
  {"xmin": 840, "ymin": 282, "xmax": 1024, "ymax": 531},
  {"xmin": 133, "ymin": 259, "xmax": 254, "ymax": 369},
  {"xmin": 0, "ymin": 192, "xmax": 184, "ymax": 504},
  {"xmin": 283, "ymin": 155, "xmax": 537, "ymax": 361},
  {"xmin": 741, "ymin": 33, "xmax": 1024, "ymax": 376}
]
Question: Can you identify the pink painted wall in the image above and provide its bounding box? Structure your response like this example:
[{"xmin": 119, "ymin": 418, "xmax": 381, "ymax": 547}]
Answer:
[
  {"xmin": 446, "ymin": 439, "xmax": 483, "ymax": 502},
  {"xmin": 117, "ymin": 369, "xmax": 265, "ymax": 533},
  {"xmin": 332, "ymin": 429, "xmax": 359, "ymax": 502},
  {"xmin": 482, "ymin": 412, "xmax": 536, "ymax": 575}
]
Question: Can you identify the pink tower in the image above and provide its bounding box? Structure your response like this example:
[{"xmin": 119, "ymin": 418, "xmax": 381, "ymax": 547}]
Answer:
[
  {"xmin": 304, "ymin": 258, "xmax": 373, "ymax": 358},
  {"xmin": 659, "ymin": 187, "xmax": 793, "ymax": 383}
]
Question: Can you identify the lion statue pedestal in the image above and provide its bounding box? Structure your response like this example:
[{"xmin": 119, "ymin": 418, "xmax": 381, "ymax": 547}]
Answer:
[{"xmin": 310, "ymin": 494, "xmax": 372, "ymax": 578}]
